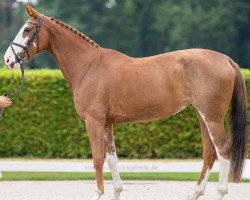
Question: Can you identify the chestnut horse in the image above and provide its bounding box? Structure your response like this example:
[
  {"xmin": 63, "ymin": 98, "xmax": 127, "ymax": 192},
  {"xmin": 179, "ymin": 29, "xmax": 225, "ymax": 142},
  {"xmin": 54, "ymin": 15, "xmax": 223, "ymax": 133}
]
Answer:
[{"xmin": 4, "ymin": 5, "xmax": 247, "ymax": 200}]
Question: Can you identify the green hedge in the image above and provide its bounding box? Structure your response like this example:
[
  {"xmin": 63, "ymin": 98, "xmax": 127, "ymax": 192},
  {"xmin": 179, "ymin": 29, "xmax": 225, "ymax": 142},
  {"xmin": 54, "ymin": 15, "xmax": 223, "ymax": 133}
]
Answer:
[{"xmin": 0, "ymin": 69, "xmax": 249, "ymax": 159}]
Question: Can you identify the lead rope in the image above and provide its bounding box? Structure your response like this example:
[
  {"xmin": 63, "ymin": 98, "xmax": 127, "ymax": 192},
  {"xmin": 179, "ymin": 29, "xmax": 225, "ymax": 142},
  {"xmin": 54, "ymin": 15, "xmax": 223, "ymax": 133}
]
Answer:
[{"xmin": 0, "ymin": 52, "xmax": 25, "ymax": 120}]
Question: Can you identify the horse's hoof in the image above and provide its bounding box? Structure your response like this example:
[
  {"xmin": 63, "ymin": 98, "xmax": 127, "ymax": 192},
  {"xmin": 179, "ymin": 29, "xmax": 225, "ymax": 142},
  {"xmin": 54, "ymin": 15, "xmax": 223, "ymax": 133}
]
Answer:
[
  {"xmin": 186, "ymin": 193, "xmax": 203, "ymax": 200},
  {"xmin": 110, "ymin": 198, "xmax": 120, "ymax": 200},
  {"xmin": 216, "ymin": 195, "xmax": 223, "ymax": 200},
  {"xmin": 110, "ymin": 196, "xmax": 121, "ymax": 200},
  {"xmin": 90, "ymin": 189, "xmax": 103, "ymax": 200},
  {"xmin": 110, "ymin": 187, "xmax": 123, "ymax": 200},
  {"xmin": 217, "ymin": 189, "xmax": 227, "ymax": 200},
  {"xmin": 187, "ymin": 191, "xmax": 204, "ymax": 200}
]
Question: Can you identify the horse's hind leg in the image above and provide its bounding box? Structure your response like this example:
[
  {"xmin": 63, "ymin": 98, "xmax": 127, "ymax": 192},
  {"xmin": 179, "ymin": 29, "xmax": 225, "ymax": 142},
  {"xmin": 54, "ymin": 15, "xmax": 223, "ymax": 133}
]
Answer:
[
  {"xmin": 188, "ymin": 112, "xmax": 217, "ymax": 200},
  {"xmin": 198, "ymin": 111, "xmax": 231, "ymax": 200},
  {"xmin": 104, "ymin": 124, "xmax": 123, "ymax": 200}
]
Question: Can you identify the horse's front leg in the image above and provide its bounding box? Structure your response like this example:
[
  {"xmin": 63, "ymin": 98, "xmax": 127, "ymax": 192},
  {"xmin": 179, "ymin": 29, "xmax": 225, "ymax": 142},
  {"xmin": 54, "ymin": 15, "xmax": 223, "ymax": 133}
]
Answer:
[
  {"xmin": 85, "ymin": 118, "xmax": 106, "ymax": 200},
  {"xmin": 104, "ymin": 125, "xmax": 123, "ymax": 200}
]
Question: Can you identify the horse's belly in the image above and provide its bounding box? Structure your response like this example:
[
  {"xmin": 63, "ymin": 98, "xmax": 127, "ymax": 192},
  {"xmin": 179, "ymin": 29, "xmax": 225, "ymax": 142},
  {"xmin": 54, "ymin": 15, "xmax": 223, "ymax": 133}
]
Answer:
[
  {"xmin": 107, "ymin": 59, "xmax": 189, "ymax": 124},
  {"xmin": 108, "ymin": 100, "xmax": 189, "ymax": 124}
]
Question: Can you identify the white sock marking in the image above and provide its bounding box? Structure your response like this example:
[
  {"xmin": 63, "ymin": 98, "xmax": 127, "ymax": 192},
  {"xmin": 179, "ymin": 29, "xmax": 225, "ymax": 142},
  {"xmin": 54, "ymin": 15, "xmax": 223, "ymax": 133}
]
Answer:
[
  {"xmin": 106, "ymin": 152, "xmax": 123, "ymax": 200},
  {"xmin": 198, "ymin": 110, "xmax": 230, "ymax": 198},
  {"xmin": 217, "ymin": 155, "xmax": 230, "ymax": 196},
  {"xmin": 90, "ymin": 189, "xmax": 103, "ymax": 200},
  {"xmin": 196, "ymin": 169, "xmax": 211, "ymax": 194},
  {"xmin": 188, "ymin": 169, "xmax": 211, "ymax": 200}
]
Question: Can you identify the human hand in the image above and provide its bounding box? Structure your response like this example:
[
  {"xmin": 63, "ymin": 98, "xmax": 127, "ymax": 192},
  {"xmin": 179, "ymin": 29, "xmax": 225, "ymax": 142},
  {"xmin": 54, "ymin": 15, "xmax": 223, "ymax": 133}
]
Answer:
[{"xmin": 0, "ymin": 96, "xmax": 12, "ymax": 108}]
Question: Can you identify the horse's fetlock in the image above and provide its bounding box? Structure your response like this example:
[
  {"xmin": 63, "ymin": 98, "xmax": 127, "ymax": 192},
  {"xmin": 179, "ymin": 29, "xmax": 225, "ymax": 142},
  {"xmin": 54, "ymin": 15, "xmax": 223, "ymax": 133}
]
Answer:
[
  {"xmin": 217, "ymin": 186, "xmax": 228, "ymax": 196},
  {"xmin": 194, "ymin": 190, "xmax": 204, "ymax": 198},
  {"xmin": 114, "ymin": 186, "xmax": 123, "ymax": 193}
]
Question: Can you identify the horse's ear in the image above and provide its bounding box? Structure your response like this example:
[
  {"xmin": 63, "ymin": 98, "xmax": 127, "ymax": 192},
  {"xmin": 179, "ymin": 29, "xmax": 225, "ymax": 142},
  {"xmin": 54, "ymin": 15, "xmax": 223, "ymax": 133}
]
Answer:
[
  {"xmin": 25, "ymin": 4, "xmax": 40, "ymax": 19},
  {"xmin": 25, "ymin": 4, "xmax": 33, "ymax": 17}
]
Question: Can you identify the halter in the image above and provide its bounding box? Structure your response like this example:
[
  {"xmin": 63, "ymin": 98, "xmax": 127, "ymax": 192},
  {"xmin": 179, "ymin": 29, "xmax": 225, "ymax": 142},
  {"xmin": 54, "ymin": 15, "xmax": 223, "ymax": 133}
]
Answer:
[
  {"xmin": 0, "ymin": 15, "xmax": 44, "ymax": 120},
  {"xmin": 10, "ymin": 15, "xmax": 44, "ymax": 62}
]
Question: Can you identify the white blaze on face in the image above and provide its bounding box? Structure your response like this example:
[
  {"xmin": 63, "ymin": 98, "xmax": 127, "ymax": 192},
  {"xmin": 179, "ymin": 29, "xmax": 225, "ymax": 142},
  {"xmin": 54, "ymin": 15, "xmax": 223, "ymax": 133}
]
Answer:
[{"xmin": 4, "ymin": 23, "xmax": 30, "ymax": 69}]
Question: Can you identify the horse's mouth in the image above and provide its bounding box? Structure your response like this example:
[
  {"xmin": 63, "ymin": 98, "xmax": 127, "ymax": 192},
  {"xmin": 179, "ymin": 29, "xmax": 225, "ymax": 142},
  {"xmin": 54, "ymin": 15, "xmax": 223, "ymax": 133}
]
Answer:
[{"xmin": 6, "ymin": 62, "xmax": 20, "ymax": 69}]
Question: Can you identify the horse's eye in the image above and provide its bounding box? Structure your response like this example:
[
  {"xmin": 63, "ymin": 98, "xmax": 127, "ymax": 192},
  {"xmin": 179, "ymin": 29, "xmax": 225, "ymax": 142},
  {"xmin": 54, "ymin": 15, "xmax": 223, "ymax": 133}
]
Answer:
[{"xmin": 24, "ymin": 28, "xmax": 31, "ymax": 33}]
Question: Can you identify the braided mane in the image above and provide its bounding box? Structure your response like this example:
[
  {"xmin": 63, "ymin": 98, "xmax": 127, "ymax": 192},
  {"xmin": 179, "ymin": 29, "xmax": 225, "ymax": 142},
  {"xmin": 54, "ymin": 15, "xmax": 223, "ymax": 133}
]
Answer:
[{"xmin": 50, "ymin": 17, "xmax": 100, "ymax": 48}]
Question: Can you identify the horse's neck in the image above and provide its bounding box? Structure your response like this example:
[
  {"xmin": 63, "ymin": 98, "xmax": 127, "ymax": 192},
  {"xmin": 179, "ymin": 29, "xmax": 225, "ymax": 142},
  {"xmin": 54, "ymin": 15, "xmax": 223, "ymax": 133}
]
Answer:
[{"xmin": 47, "ymin": 24, "xmax": 101, "ymax": 89}]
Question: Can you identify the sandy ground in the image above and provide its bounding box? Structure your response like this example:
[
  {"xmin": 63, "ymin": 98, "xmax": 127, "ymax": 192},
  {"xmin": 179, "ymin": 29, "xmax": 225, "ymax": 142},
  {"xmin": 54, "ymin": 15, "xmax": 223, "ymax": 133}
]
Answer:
[{"xmin": 0, "ymin": 180, "xmax": 249, "ymax": 200}]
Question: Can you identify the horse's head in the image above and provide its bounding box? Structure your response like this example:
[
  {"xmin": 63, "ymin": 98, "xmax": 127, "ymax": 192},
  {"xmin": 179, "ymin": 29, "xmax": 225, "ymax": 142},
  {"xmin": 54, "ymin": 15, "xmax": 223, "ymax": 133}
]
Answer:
[{"xmin": 4, "ymin": 4, "xmax": 49, "ymax": 69}]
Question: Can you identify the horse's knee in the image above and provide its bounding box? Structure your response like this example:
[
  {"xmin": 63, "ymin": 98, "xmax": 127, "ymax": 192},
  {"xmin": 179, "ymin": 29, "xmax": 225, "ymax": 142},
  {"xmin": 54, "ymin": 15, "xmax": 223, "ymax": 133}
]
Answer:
[{"xmin": 93, "ymin": 157, "xmax": 104, "ymax": 169}]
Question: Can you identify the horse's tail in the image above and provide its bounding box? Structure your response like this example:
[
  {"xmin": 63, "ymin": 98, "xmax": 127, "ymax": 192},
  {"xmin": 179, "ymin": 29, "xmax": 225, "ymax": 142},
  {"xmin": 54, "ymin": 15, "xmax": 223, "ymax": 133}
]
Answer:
[{"xmin": 229, "ymin": 59, "xmax": 248, "ymax": 182}]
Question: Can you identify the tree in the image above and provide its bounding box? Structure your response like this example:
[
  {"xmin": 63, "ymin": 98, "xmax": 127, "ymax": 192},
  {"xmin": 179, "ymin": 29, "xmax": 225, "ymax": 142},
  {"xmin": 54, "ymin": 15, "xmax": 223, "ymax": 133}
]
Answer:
[{"xmin": 0, "ymin": 0, "xmax": 250, "ymax": 69}]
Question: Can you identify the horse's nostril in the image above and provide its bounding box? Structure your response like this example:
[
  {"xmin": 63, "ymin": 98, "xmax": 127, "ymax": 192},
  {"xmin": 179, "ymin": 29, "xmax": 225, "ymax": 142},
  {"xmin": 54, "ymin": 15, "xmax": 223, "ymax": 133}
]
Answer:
[
  {"xmin": 6, "ymin": 58, "xmax": 9, "ymax": 63},
  {"xmin": 10, "ymin": 62, "xmax": 15, "ymax": 68}
]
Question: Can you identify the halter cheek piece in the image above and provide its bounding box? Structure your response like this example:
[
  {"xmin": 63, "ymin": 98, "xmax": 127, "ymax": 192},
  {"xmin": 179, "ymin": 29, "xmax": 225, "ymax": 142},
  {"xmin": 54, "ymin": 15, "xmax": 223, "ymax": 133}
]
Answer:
[{"xmin": 0, "ymin": 15, "xmax": 44, "ymax": 120}]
